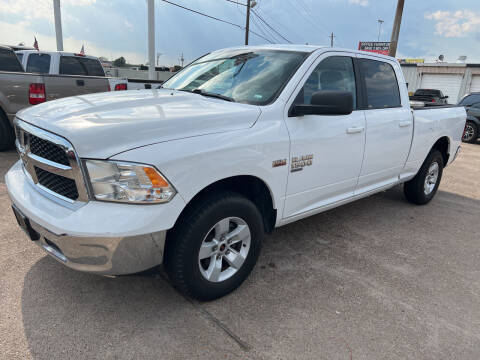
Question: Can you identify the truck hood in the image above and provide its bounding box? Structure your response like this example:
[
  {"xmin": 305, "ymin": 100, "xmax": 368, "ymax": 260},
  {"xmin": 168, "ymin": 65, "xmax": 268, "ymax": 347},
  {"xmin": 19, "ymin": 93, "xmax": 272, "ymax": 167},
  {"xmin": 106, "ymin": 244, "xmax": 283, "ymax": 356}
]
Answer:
[{"xmin": 17, "ymin": 89, "xmax": 261, "ymax": 158}]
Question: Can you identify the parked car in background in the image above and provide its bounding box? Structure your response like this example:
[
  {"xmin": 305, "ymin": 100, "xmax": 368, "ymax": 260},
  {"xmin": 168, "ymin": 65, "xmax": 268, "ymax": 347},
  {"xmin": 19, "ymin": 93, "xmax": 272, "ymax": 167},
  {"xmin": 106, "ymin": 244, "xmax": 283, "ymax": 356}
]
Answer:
[
  {"xmin": 409, "ymin": 89, "xmax": 449, "ymax": 104},
  {"xmin": 458, "ymin": 92, "xmax": 480, "ymax": 143},
  {"xmin": 6, "ymin": 45, "xmax": 466, "ymax": 300},
  {"xmin": 0, "ymin": 46, "xmax": 120, "ymax": 150},
  {"xmin": 15, "ymin": 50, "xmax": 128, "ymax": 91}
]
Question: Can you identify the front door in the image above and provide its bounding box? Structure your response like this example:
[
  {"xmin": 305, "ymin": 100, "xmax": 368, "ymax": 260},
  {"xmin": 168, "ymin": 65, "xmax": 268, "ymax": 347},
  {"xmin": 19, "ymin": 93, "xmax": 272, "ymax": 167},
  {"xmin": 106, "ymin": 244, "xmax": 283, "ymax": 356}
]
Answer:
[{"xmin": 283, "ymin": 53, "xmax": 366, "ymax": 219}]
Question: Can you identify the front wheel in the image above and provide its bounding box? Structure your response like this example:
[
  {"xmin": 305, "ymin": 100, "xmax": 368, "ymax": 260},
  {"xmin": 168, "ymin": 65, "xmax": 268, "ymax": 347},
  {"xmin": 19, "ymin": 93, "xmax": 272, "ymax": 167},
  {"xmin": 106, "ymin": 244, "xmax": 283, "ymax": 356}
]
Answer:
[
  {"xmin": 164, "ymin": 193, "xmax": 263, "ymax": 301},
  {"xmin": 463, "ymin": 121, "xmax": 478, "ymax": 143},
  {"xmin": 404, "ymin": 150, "xmax": 444, "ymax": 205}
]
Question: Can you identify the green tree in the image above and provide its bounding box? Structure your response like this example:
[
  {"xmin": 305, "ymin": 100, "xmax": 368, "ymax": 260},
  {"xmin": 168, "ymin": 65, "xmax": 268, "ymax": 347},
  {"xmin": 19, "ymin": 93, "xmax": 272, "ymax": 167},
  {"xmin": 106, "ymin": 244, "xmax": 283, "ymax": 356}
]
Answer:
[{"xmin": 113, "ymin": 56, "xmax": 126, "ymax": 67}]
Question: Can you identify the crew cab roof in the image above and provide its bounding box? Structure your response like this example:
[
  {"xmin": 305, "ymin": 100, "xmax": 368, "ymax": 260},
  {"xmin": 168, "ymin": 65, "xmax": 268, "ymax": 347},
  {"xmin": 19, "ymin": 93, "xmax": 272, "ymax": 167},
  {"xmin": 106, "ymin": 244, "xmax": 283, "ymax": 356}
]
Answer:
[{"xmin": 206, "ymin": 44, "xmax": 397, "ymax": 61}]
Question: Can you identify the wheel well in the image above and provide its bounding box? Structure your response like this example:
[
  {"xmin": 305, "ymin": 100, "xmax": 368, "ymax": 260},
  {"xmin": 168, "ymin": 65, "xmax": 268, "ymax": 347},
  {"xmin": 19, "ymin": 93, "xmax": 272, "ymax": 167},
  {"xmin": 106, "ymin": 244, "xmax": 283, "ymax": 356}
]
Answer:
[
  {"xmin": 173, "ymin": 176, "xmax": 276, "ymax": 235},
  {"xmin": 431, "ymin": 136, "xmax": 450, "ymax": 166}
]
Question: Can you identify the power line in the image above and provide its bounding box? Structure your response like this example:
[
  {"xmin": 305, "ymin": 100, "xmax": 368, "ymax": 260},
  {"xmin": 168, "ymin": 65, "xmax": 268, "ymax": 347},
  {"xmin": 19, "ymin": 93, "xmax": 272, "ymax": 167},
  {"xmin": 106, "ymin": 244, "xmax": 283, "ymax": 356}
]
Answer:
[
  {"xmin": 250, "ymin": 14, "xmax": 277, "ymax": 43},
  {"xmin": 225, "ymin": 0, "xmax": 247, "ymax": 6},
  {"xmin": 251, "ymin": 9, "xmax": 291, "ymax": 43},
  {"xmin": 159, "ymin": 0, "xmax": 272, "ymax": 43}
]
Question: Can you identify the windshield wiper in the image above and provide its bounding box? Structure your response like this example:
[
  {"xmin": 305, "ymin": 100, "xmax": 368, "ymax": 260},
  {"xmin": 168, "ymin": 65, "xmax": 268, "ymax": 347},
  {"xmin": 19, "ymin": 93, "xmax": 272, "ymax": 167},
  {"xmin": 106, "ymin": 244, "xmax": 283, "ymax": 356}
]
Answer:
[{"xmin": 192, "ymin": 89, "xmax": 234, "ymax": 102}]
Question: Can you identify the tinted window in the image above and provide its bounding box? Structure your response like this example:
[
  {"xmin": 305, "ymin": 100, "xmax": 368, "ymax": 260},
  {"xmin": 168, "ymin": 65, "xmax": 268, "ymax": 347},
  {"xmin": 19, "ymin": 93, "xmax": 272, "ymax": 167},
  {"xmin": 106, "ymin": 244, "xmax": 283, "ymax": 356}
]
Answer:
[
  {"xmin": 59, "ymin": 56, "xmax": 87, "ymax": 75},
  {"xmin": 79, "ymin": 58, "xmax": 105, "ymax": 76},
  {"xmin": 359, "ymin": 59, "xmax": 401, "ymax": 109},
  {"xmin": 16, "ymin": 53, "xmax": 23, "ymax": 64},
  {"xmin": 459, "ymin": 94, "xmax": 480, "ymax": 106},
  {"xmin": 0, "ymin": 48, "xmax": 24, "ymax": 72},
  {"xmin": 295, "ymin": 56, "xmax": 356, "ymax": 108},
  {"xmin": 26, "ymin": 53, "xmax": 51, "ymax": 73}
]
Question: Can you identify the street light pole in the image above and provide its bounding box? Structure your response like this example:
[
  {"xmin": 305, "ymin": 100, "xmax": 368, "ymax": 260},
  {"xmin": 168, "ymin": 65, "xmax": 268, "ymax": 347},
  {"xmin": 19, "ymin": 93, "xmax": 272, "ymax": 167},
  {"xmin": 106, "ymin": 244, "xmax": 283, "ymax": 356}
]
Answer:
[
  {"xmin": 388, "ymin": 0, "xmax": 405, "ymax": 57},
  {"xmin": 377, "ymin": 19, "xmax": 384, "ymax": 41}
]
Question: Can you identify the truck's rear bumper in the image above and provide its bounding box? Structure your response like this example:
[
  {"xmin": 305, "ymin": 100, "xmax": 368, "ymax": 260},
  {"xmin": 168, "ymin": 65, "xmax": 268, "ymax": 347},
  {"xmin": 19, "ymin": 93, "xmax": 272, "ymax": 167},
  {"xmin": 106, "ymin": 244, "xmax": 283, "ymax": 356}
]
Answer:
[{"xmin": 6, "ymin": 160, "xmax": 186, "ymax": 275}]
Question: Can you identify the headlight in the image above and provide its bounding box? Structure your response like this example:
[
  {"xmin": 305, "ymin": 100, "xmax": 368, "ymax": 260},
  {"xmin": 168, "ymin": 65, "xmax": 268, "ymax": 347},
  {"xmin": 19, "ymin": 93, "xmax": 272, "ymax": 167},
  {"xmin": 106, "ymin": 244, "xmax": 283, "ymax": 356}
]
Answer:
[{"xmin": 85, "ymin": 160, "xmax": 176, "ymax": 203}]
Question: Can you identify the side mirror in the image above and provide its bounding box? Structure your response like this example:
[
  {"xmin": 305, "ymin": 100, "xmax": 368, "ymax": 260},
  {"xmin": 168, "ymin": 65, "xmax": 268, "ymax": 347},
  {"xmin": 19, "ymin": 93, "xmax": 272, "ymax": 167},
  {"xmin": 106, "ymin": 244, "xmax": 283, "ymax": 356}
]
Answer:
[
  {"xmin": 444, "ymin": 95, "xmax": 449, "ymax": 99},
  {"xmin": 290, "ymin": 90, "xmax": 353, "ymax": 117}
]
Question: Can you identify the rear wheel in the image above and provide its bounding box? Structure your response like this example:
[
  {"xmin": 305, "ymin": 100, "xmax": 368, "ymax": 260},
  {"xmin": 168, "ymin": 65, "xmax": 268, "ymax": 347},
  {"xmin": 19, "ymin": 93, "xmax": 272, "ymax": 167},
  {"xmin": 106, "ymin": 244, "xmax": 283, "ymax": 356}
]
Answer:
[
  {"xmin": 462, "ymin": 121, "xmax": 478, "ymax": 143},
  {"xmin": 404, "ymin": 150, "xmax": 444, "ymax": 205},
  {"xmin": 164, "ymin": 192, "xmax": 263, "ymax": 301},
  {"xmin": 0, "ymin": 111, "xmax": 15, "ymax": 151}
]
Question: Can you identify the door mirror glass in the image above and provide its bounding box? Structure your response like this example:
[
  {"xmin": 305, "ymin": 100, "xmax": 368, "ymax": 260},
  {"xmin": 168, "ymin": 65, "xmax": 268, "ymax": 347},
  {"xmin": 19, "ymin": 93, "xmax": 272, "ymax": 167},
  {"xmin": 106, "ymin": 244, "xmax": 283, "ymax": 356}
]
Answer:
[{"xmin": 291, "ymin": 90, "xmax": 353, "ymax": 116}]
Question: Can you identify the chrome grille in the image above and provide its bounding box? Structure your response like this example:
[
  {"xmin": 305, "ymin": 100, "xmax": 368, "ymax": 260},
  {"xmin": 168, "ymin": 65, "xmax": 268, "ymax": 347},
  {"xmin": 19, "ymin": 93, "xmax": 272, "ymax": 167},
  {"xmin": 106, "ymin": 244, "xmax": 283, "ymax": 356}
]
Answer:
[
  {"xmin": 35, "ymin": 167, "xmax": 79, "ymax": 200},
  {"xmin": 30, "ymin": 134, "xmax": 70, "ymax": 166},
  {"xmin": 14, "ymin": 119, "xmax": 88, "ymax": 204}
]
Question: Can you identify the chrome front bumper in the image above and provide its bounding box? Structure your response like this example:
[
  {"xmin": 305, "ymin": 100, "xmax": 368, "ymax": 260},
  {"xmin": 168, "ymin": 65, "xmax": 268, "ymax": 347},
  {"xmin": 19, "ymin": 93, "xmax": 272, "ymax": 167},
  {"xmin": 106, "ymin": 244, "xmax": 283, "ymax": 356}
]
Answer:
[
  {"xmin": 6, "ymin": 160, "xmax": 186, "ymax": 276},
  {"xmin": 27, "ymin": 218, "xmax": 166, "ymax": 275}
]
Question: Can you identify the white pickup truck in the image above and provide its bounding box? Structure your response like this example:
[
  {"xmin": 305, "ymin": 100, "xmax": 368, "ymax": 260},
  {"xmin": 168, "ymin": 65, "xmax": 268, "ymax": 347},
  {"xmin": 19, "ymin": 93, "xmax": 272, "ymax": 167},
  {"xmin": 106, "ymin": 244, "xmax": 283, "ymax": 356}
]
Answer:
[{"xmin": 6, "ymin": 45, "xmax": 466, "ymax": 300}]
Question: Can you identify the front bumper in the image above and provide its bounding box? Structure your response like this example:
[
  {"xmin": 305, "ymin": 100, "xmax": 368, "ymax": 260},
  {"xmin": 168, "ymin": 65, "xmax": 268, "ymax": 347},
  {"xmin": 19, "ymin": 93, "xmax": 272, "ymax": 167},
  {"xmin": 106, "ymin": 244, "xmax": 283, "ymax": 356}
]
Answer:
[{"xmin": 6, "ymin": 160, "xmax": 186, "ymax": 275}]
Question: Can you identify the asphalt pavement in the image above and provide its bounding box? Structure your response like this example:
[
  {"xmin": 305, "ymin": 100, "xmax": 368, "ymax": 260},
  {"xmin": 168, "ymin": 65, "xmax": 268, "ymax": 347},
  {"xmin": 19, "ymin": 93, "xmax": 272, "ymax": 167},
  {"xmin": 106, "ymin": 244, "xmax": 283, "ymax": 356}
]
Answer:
[{"xmin": 1, "ymin": 143, "xmax": 479, "ymax": 359}]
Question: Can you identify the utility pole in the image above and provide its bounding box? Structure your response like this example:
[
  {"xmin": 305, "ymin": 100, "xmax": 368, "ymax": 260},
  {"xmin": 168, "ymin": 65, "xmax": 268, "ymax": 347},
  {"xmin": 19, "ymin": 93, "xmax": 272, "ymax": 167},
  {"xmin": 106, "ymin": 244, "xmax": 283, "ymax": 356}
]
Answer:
[
  {"xmin": 329, "ymin": 32, "xmax": 335, "ymax": 47},
  {"xmin": 53, "ymin": 0, "xmax": 64, "ymax": 51},
  {"xmin": 388, "ymin": 0, "xmax": 405, "ymax": 57},
  {"xmin": 244, "ymin": 0, "xmax": 256, "ymax": 45},
  {"xmin": 377, "ymin": 19, "xmax": 384, "ymax": 41}
]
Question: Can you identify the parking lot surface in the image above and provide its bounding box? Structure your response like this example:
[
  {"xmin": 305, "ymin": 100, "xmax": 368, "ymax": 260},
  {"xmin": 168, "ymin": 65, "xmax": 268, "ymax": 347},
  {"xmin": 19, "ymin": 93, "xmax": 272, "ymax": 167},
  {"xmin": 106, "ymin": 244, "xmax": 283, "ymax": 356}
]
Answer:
[{"xmin": 1, "ymin": 143, "xmax": 479, "ymax": 360}]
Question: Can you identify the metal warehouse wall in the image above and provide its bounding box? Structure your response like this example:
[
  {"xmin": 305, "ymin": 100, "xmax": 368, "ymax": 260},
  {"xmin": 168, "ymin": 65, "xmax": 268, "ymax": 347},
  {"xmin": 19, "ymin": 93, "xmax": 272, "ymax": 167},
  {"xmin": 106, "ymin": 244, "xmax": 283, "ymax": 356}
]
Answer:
[{"xmin": 400, "ymin": 63, "xmax": 480, "ymax": 103}]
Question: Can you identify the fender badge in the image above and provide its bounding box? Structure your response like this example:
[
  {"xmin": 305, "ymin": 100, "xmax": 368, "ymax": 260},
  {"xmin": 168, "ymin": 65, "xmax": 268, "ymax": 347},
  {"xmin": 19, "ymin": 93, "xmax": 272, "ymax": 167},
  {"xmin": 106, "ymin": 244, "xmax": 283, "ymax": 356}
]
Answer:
[
  {"xmin": 291, "ymin": 154, "xmax": 313, "ymax": 172},
  {"xmin": 272, "ymin": 159, "xmax": 287, "ymax": 167}
]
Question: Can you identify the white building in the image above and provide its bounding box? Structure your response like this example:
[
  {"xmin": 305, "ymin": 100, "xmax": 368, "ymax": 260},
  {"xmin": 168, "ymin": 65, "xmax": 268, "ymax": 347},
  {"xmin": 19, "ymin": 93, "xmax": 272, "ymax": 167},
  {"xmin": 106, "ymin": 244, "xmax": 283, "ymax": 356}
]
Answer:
[{"xmin": 401, "ymin": 63, "xmax": 480, "ymax": 103}]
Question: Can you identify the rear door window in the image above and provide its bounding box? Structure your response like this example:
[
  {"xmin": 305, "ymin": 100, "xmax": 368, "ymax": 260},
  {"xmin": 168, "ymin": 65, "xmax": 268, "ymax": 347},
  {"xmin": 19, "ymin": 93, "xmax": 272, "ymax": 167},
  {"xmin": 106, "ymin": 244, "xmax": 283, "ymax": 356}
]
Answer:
[
  {"xmin": 59, "ymin": 56, "xmax": 87, "ymax": 75},
  {"xmin": 0, "ymin": 48, "xmax": 24, "ymax": 72},
  {"xmin": 78, "ymin": 58, "xmax": 105, "ymax": 76},
  {"xmin": 359, "ymin": 58, "xmax": 401, "ymax": 109},
  {"xmin": 26, "ymin": 53, "xmax": 51, "ymax": 73}
]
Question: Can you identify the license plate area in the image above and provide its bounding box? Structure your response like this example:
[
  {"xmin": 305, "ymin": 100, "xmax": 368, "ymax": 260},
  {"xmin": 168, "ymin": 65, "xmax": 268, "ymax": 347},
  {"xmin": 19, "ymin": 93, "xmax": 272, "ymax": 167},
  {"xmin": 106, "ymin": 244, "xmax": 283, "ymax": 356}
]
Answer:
[{"xmin": 12, "ymin": 205, "xmax": 40, "ymax": 241}]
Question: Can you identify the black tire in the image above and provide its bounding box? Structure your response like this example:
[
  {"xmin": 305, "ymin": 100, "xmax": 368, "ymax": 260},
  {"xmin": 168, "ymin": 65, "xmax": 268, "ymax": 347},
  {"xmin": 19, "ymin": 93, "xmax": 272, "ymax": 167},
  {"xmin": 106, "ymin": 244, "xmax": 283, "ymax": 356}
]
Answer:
[
  {"xmin": 164, "ymin": 192, "xmax": 264, "ymax": 301},
  {"xmin": 0, "ymin": 111, "xmax": 15, "ymax": 151},
  {"xmin": 404, "ymin": 150, "xmax": 444, "ymax": 205},
  {"xmin": 462, "ymin": 121, "xmax": 478, "ymax": 143}
]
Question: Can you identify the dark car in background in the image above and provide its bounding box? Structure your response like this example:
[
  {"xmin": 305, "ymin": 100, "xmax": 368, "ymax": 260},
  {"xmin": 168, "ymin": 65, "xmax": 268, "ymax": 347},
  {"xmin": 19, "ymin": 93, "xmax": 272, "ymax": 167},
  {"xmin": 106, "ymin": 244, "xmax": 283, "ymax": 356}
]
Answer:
[
  {"xmin": 458, "ymin": 93, "xmax": 480, "ymax": 143},
  {"xmin": 409, "ymin": 89, "xmax": 449, "ymax": 104}
]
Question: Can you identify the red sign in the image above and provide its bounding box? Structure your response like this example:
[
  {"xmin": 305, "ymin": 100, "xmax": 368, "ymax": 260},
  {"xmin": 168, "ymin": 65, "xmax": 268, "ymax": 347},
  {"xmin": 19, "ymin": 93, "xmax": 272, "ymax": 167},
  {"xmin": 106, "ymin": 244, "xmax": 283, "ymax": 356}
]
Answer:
[{"xmin": 358, "ymin": 41, "xmax": 390, "ymax": 55}]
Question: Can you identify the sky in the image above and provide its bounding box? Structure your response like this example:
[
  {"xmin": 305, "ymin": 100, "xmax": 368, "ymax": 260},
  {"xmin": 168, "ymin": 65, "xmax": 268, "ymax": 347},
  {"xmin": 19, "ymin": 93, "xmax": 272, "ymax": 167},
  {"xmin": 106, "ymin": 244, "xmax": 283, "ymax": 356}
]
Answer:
[{"xmin": 1, "ymin": 0, "xmax": 480, "ymax": 66}]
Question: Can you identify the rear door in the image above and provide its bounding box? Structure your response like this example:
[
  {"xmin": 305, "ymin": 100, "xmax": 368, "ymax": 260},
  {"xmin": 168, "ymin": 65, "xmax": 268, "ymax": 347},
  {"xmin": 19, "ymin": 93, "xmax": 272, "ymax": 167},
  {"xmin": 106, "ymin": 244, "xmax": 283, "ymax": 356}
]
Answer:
[
  {"xmin": 44, "ymin": 55, "xmax": 108, "ymax": 100},
  {"xmin": 354, "ymin": 55, "xmax": 413, "ymax": 195}
]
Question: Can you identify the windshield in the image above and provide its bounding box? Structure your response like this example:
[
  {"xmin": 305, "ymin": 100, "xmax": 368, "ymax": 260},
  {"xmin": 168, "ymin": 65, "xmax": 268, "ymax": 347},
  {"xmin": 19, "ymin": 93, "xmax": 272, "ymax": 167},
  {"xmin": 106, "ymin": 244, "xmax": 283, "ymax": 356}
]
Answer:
[
  {"xmin": 415, "ymin": 89, "xmax": 440, "ymax": 97},
  {"xmin": 162, "ymin": 49, "xmax": 308, "ymax": 105}
]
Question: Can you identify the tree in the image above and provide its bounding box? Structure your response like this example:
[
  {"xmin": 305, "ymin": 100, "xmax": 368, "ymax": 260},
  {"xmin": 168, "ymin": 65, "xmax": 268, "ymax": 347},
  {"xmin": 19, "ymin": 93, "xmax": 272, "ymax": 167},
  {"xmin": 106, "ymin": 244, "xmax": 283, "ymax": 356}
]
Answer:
[{"xmin": 113, "ymin": 56, "xmax": 126, "ymax": 67}]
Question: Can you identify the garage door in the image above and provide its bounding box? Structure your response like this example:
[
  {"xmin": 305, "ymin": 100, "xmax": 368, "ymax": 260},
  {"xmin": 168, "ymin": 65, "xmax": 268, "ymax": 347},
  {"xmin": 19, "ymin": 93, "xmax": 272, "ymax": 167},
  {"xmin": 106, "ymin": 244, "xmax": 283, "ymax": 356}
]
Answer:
[
  {"xmin": 470, "ymin": 75, "xmax": 480, "ymax": 93},
  {"xmin": 420, "ymin": 73, "xmax": 463, "ymax": 103}
]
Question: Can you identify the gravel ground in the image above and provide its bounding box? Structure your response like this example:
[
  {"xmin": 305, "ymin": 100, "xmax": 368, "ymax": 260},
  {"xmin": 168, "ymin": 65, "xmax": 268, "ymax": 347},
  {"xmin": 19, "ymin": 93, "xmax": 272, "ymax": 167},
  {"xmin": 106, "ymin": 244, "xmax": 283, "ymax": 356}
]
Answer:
[{"xmin": 1, "ymin": 142, "xmax": 479, "ymax": 360}]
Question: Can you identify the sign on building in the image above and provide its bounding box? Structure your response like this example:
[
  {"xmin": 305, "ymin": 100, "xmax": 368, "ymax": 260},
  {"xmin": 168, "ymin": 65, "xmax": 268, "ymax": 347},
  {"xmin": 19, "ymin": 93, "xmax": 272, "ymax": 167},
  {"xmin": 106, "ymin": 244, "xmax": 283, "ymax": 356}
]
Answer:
[
  {"xmin": 398, "ymin": 58, "xmax": 425, "ymax": 64},
  {"xmin": 358, "ymin": 41, "xmax": 390, "ymax": 55}
]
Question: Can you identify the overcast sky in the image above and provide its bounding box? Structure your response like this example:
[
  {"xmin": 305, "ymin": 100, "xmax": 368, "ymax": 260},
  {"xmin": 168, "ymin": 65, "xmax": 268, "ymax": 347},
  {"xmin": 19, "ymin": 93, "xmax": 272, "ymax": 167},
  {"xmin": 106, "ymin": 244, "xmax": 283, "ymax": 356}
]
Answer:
[{"xmin": 1, "ymin": 0, "xmax": 479, "ymax": 65}]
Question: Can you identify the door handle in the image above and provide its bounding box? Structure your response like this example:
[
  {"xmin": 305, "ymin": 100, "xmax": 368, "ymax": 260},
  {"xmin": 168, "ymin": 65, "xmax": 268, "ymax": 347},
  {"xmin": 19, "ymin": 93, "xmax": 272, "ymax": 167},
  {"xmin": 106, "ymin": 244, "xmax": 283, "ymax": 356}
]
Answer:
[
  {"xmin": 399, "ymin": 121, "xmax": 411, "ymax": 127},
  {"xmin": 76, "ymin": 79, "xmax": 85, "ymax": 86},
  {"xmin": 346, "ymin": 126, "xmax": 364, "ymax": 134}
]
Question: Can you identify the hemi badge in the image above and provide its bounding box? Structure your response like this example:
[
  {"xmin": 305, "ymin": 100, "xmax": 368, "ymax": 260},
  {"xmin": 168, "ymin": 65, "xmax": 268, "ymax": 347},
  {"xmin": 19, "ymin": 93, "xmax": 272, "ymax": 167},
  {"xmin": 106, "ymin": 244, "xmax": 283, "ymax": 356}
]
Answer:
[{"xmin": 272, "ymin": 159, "xmax": 287, "ymax": 167}]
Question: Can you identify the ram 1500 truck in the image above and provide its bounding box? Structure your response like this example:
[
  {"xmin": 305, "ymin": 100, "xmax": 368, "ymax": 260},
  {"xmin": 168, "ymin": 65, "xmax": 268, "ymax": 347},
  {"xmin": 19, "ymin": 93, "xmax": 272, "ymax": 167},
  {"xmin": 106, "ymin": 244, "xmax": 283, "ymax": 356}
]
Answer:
[
  {"xmin": 6, "ymin": 45, "xmax": 466, "ymax": 300},
  {"xmin": 0, "ymin": 46, "xmax": 123, "ymax": 151}
]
